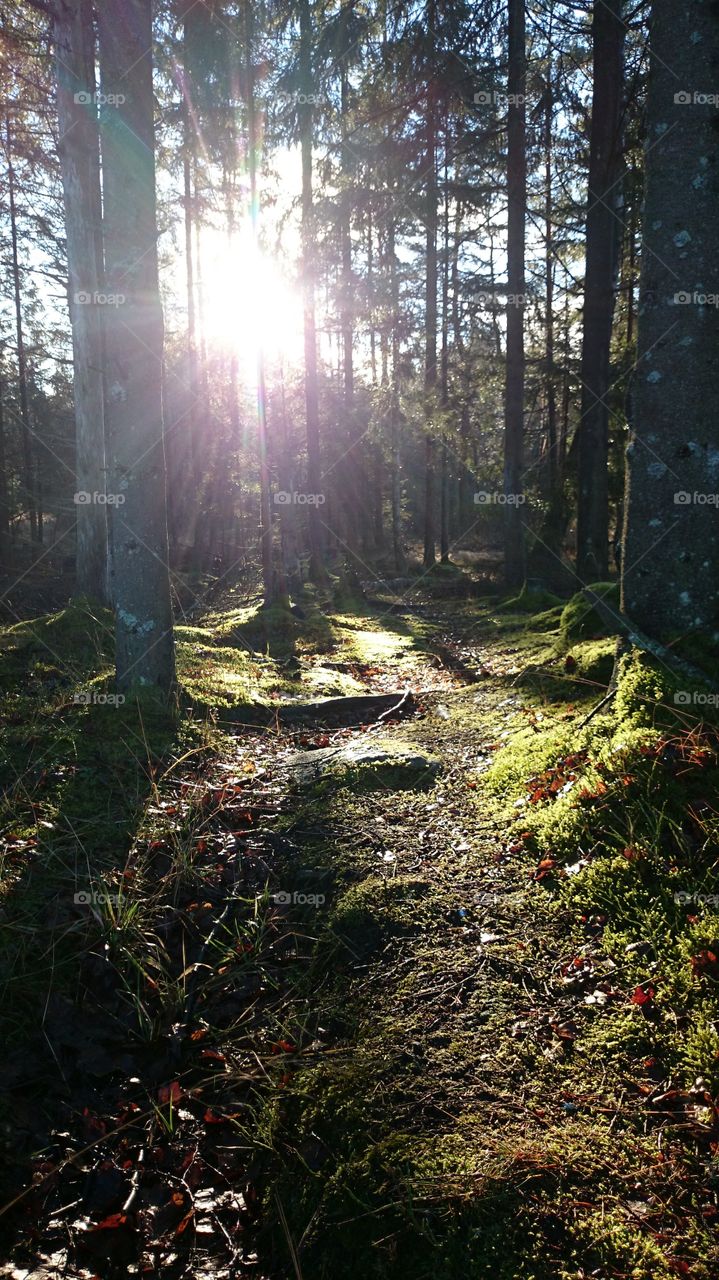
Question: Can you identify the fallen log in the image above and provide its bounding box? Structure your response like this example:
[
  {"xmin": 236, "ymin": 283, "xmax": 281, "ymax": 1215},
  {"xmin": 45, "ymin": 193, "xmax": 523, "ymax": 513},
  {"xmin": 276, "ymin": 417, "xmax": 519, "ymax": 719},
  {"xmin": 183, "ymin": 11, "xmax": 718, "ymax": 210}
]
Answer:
[{"xmin": 212, "ymin": 689, "xmax": 418, "ymax": 729}]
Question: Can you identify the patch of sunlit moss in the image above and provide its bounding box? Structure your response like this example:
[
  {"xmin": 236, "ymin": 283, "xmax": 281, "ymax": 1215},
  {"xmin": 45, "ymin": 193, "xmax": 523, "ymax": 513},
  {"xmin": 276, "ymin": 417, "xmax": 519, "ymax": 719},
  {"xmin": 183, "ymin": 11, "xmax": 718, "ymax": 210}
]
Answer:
[
  {"xmin": 302, "ymin": 667, "xmax": 366, "ymax": 697},
  {"xmin": 339, "ymin": 626, "xmax": 411, "ymax": 665},
  {"xmin": 528, "ymin": 603, "xmax": 564, "ymax": 632},
  {"xmin": 176, "ymin": 640, "xmax": 291, "ymax": 708},
  {"xmin": 558, "ymin": 582, "xmax": 619, "ymax": 649},
  {"xmin": 482, "ymin": 641, "xmax": 719, "ymax": 1097},
  {"xmin": 209, "ymin": 600, "xmax": 337, "ymax": 658},
  {"xmin": 498, "ymin": 583, "xmax": 563, "ymax": 613},
  {"xmin": 484, "ymin": 717, "xmax": 582, "ymax": 801}
]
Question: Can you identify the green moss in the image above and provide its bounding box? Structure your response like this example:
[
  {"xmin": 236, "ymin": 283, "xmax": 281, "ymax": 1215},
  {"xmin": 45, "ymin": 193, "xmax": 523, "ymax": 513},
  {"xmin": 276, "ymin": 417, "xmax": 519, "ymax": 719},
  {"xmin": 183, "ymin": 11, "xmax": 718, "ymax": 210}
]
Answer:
[
  {"xmin": 0, "ymin": 598, "xmax": 113, "ymax": 658},
  {"xmin": 176, "ymin": 639, "xmax": 274, "ymax": 707},
  {"xmin": 514, "ymin": 637, "xmax": 616, "ymax": 702},
  {"xmin": 485, "ymin": 718, "xmax": 581, "ymax": 799},
  {"xmin": 613, "ymin": 649, "xmax": 680, "ymax": 730},
  {"xmin": 498, "ymin": 583, "xmax": 563, "ymax": 614},
  {"xmin": 528, "ymin": 603, "xmax": 564, "ymax": 632},
  {"xmin": 559, "ymin": 582, "xmax": 619, "ymax": 648},
  {"xmin": 329, "ymin": 875, "xmax": 432, "ymax": 959},
  {"xmin": 483, "ymin": 642, "xmax": 719, "ymax": 1108},
  {"xmin": 571, "ymin": 637, "xmax": 615, "ymax": 688}
]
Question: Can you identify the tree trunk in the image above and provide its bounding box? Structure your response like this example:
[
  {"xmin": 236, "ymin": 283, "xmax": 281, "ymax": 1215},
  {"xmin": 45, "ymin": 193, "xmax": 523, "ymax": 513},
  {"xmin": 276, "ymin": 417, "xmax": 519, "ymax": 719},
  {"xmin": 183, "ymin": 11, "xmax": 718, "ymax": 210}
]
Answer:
[
  {"xmin": 0, "ymin": 371, "xmax": 10, "ymax": 568},
  {"xmin": 358, "ymin": 207, "xmax": 375, "ymax": 554},
  {"xmin": 621, "ymin": 0, "xmax": 719, "ymax": 643},
  {"xmin": 439, "ymin": 137, "xmax": 450, "ymax": 563},
  {"xmin": 560, "ymin": 286, "xmax": 570, "ymax": 476},
  {"xmin": 54, "ymin": 0, "xmax": 108, "ymax": 601},
  {"xmin": 576, "ymin": 0, "xmax": 624, "ymax": 580},
  {"xmin": 6, "ymin": 118, "xmax": 37, "ymax": 548},
  {"xmin": 277, "ymin": 362, "xmax": 302, "ymax": 595},
  {"xmin": 367, "ymin": 207, "xmax": 377, "ymax": 387},
  {"xmin": 97, "ymin": 0, "xmax": 176, "ymax": 697},
  {"xmin": 423, "ymin": 26, "xmax": 438, "ymax": 570},
  {"xmin": 179, "ymin": 42, "xmax": 199, "ymax": 560},
  {"xmin": 451, "ymin": 201, "xmax": 472, "ymax": 537},
  {"xmin": 340, "ymin": 64, "xmax": 363, "ymax": 556},
  {"xmin": 244, "ymin": 0, "xmax": 275, "ymax": 605},
  {"xmin": 503, "ymin": 0, "xmax": 526, "ymax": 589},
  {"xmin": 373, "ymin": 448, "xmax": 384, "ymax": 552},
  {"xmin": 341, "ymin": 137, "xmax": 353, "ymax": 406},
  {"xmin": 388, "ymin": 219, "xmax": 406, "ymax": 573},
  {"xmin": 543, "ymin": 51, "xmax": 558, "ymax": 500},
  {"xmin": 299, "ymin": 0, "xmax": 326, "ymax": 582}
]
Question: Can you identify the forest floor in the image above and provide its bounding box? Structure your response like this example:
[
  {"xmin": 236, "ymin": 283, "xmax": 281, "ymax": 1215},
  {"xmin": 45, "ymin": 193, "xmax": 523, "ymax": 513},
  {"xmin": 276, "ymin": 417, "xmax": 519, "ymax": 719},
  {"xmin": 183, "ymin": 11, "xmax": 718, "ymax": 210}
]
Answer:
[{"xmin": 1, "ymin": 565, "xmax": 718, "ymax": 1279}]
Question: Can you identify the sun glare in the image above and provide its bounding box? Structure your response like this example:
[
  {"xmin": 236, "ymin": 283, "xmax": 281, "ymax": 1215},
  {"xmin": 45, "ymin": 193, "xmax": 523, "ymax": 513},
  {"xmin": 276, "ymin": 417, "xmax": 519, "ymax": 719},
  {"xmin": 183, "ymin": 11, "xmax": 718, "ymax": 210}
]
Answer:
[{"xmin": 199, "ymin": 226, "xmax": 304, "ymax": 383}]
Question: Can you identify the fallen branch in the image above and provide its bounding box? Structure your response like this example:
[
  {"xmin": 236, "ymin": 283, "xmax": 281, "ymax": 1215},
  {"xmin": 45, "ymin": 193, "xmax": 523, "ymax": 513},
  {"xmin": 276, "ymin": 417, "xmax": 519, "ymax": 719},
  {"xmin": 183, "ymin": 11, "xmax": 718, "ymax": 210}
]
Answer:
[
  {"xmin": 377, "ymin": 688, "xmax": 414, "ymax": 723},
  {"xmin": 577, "ymin": 687, "xmax": 617, "ymax": 729},
  {"xmin": 577, "ymin": 636, "xmax": 628, "ymax": 729}
]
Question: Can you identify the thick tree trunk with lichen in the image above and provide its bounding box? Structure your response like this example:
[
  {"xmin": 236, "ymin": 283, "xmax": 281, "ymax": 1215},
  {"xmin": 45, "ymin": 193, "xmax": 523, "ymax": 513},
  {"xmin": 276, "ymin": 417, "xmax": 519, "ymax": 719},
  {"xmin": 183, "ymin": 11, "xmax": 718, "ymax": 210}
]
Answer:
[
  {"xmin": 54, "ymin": 0, "xmax": 108, "ymax": 602},
  {"xmin": 97, "ymin": 0, "xmax": 175, "ymax": 696},
  {"xmin": 621, "ymin": 0, "xmax": 719, "ymax": 645}
]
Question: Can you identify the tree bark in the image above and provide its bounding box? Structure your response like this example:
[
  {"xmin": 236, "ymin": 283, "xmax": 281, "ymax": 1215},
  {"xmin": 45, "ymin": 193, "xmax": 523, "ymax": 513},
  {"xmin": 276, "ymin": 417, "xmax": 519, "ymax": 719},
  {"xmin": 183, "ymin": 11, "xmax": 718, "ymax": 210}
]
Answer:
[
  {"xmin": 178, "ymin": 42, "xmax": 199, "ymax": 560},
  {"xmin": 503, "ymin": 0, "xmax": 526, "ymax": 589},
  {"xmin": 54, "ymin": 0, "xmax": 108, "ymax": 601},
  {"xmin": 97, "ymin": 0, "xmax": 176, "ymax": 697},
  {"xmin": 299, "ymin": 0, "xmax": 326, "ymax": 582},
  {"xmin": 6, "ymin": 118, "xmax": 37, "ymax": 548},
  {"xmin": 621, "ymin": 0, "xmax": 719, "ymax": 644},
  {"xmin": 340, "ymin": 64, "xmax": 364, "ymax": 555},
  {"xmin": 543, "ymin": 55, "xmax": 558, "ymax": 499},
  {"xmin": 244, "ymin": 0, "xmax": 275, "ymax": 605},
  {"xmin": 423, "ymin": 21, "xmax": 438, "ymax": 569},
  {"xmin": 576, "ymin": 0, "xmax": 624, "ymax": 580},
  {"xmin": 439, "ymin": 135, "xmax": 450, "ymax": 563},
  {"xmin": 451, "ymin": 200, "xmax": 472, "ymax": 537},
  {"xmin": 0, "ymin": 370, "xmax": 10, "ymax": 568},
  {"xmin": 276, "ymin": 362, "xmax": 302, "ymax": 594},
  {"xmin": 388, "ymin": 218, "xmax": 406, "ymax": 573}
]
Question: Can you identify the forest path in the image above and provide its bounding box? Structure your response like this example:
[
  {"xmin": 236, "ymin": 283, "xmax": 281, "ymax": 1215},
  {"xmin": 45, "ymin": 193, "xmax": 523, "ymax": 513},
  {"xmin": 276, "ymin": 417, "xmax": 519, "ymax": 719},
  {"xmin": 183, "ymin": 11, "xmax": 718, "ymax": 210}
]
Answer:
[
  {"xmin": 228, "ymin": 588, "xmax": 713, "ymax": 1280},
  {"xmin": 1, "ymin": 588, "xmax": 712, "ymax": 1280}
]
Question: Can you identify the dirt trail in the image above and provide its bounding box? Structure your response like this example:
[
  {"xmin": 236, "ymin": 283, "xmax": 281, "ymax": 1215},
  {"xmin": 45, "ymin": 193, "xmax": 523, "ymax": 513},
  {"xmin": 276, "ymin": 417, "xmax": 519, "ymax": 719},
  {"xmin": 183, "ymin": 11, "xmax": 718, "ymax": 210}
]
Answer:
[
  {"xmin": 240, "ymin": 600, "xmax": 715, "ymax": 1280},
  {"xmin": 2, "ymin": 596, "xmax": 715, "ymax": 1280}
]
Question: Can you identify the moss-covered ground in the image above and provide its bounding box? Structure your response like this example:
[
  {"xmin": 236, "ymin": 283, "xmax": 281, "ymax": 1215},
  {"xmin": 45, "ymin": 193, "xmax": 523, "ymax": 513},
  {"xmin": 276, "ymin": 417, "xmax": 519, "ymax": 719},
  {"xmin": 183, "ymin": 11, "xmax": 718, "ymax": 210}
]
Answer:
[{"xmin": 1, "ymin": 572, "xmax": 717, "ymax": 1278}]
